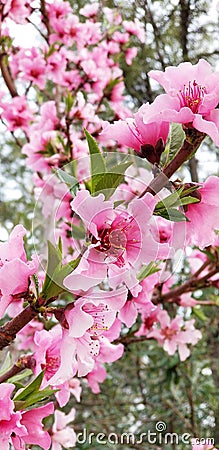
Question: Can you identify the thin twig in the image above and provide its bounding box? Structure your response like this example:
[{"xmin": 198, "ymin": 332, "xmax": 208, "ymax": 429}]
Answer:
[{"xmin": 0, "ymin": 354, "xmax": 35, "ymax": 384}]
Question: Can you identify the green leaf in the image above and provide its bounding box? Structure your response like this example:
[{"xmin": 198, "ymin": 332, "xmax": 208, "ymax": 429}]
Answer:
[
  {"xmin": 57, "ymin": 236, "xmax": 62, "ymax": 254},
  {"xmin": 192, "ymin": 307, "xmax": 208, "ymax": 321},
  {"xmin": 14, "ymin": 371, "xmax": 44, "ymax": 401},
  {"xmin": 104, "ymin": 77, "xmax": 123, "ymax": 96},
  {"xmin": 84, "ymin": 129, "xmax": 106, "ymax": 194},
  {"xmin": 13, "ymin": 401, "xmax": 26, "ymax": 410},
  {"xmin": 137, "ymin": 262, "xmax": 161, "ymax": 282},
  {"xmin": 56, "ymin": 168, "xmax": 78, "ymax": 187},
  {"xmin": 180, "ymin": 184, "xmax": 201, "ymax": 197},
  {"xmin": 0, "ymin": 352, "xmax": 12, "ymax": 378},
  {"xmin": 84, "ymin": 129, "xmax": 105, "ymax": 174},
  {"xmin": 164, "ymin": 123, "xmax": 185, "ymax": 165},
  {"xmin": 41, "ymin": 240, "xmax": 80, "ymax": 300},
  {"xmin": 155, "ymin": 188, "xmax": 184, "ymax": 211},
  {"xmin": 56, "ymin": 168, "xmax": 79, "ymax": 196},
  {"xmin": 44, "ymin": 257, "xmax": 81, "ymax": 298},
  {"xmin": 155, "ymin": 190, "xmax": 200, "ymax": 211},
  {"xmin": 93, "ymin": 161, "xmax": 132, "ymax": 199},
  {"xmin": 41, "ymin": 241, "xmax": 62, "ymax": 299},
  {"xmin": 65, "ymin": 91, "xmax": 74, "ymax": 113},
  {"xmin": 178, "ymin": 196, "xmax": 200, "ymax": 206},
  {"xmin": 71, "ymin": 223, "xmax": 86, "ymax": 240},
  {"xmin": 32, "ymin": 273, "xmax": 39, "ymax": 297},
  {"xmin": 41, "ymin": 241, "xmax": 80, "ymax": 299},
  {"xmin": 156, "ymin": 208, "xmax": 188, "ymax": 222},
  {"xmin": 18, "ymin": 388, "xmax": 57, "ymax": 409},
  {"xmin": 154, "ymin": 188, "xmax": 199, "ymax": 222},
  {"xmin": 7, "ymin": 369, "xmax": 33, "ymax": 384}
]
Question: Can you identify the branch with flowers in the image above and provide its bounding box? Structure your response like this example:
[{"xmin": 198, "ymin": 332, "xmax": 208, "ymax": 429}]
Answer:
[{"xmin": 0, "ymin": 1, "xmax": 219, "ymax": 449}]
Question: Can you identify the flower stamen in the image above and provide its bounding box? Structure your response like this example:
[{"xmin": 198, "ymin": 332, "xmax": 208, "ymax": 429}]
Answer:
[{"xmin": 178, "ymin": 80, "xmax": 206, "ymax": 113}]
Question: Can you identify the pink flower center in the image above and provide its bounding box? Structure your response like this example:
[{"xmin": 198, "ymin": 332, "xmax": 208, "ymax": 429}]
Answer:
[
  {"xmin": 178, "ymin": 80, "xmax": 206, "ymax": 113},
  {"xmin": 161, "ymin": 326, "xmax": 176, "ymax": 340},
  {"xmin": 91, "ymin": 213, "xmax": 141, "ymax": 266},
  {"xmin": 42, "ymin": 354, "xmax": 61, "ymax": 380},
  {"xmin": 109, "ymin": 229, "xmax": 127, "ymax": 250},
  {"xmin": 83, "ymin": 303, "xmax": 109, "ymax": 335},
  {"xmin": 95, "ymin": 226, "xmax": 127, "ymax": 256},
  {"xmin": 144, "ymin": 316, "xmax": 156, "ymax": 330}
]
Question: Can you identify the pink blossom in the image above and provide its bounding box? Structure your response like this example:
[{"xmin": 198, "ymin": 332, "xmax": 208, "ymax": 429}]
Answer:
[
  {"xmin": 33, "ymin": 324, "xmax": 83, "ymax": 407},
  {"xmin": 179, "ymin": 293, "xmax": 198, "ymax": 307},
  {"xmin": 125, "ymin": 47, "xmax": 138, "ymax": 65},
  {"xmin": 46, "ymin": 0, "xmax": 72, "ymax": 20},
  {"xmin": 49, "ymin": 15, "xmax": 82, "ymax": 47},
  {"xmin": 118, "ymin": 272, "xmax": 159, "ymax": 327},
  {"xmin": 151, "ymin": 215, "xmax": 186, "ymax": 254},
  {"xmin": 0, "ymin": 383, "xmax": 15, "ymax": 421},
  {"xmin": 63, "ymin": 190, "xmax": 171, "ymax": 295},
  {"xmin": 135, "ymin": 306, "xmax": 162, "ymax": 337},
  {"xmin": 87, "ymin": 363, "xmax": 107, "ymax": 393},
  {"xmin": 191, "ymin": 439, "xmax": 217, "ymax": 449},
  {"xmin": 22, "ymin": 101, "xmax": 60, "ymax": 171},
  {"xmin": 49, "ymin": 288, "xmax": 127, "ymax": 383},
  {"xmin": 55, "ymin": 378, "xmax": 82, "ymax": 407},
  {"xmin": 51, "ymin": 409, "xmax": 76, "ymax": 450},
  {"xmin": 33, "ymin": 325, "xmax": 62, "ymax": 383},
  {"xmin": 47, "ymin": 50, "xmax": 67, "ymax": 85},
  {"xmin": 123, "ymin": 19, "xmax": 146, "ymax": 43},
  {"xmin": 1, "ymin": 96, "xmax": 33, "ymax": 133},
  {"xmin": 69, "ymin": 91, "xmax": 96, "ymax": 125},
  {"xmin": 0, "ymin": 225, "xmax": 37, "ymax": 318},
  {"xmin": 97, "ymin": 335, "xmax": 124, "ymax": 364},
  {"xmin": 0, "ymin": 224, "xmax": 26, "ymax": 263},
  {"xmin": 14, "ymin": 403, "xmax": 54, "ymax": 450},
  {"xmin": 2, "ymin": 0, "xmax": 31, "ymax": 24},
  {"xmin": 148, "ymin": 59, "xmax": 219, "ymax": 145},
  {"xmin": 147, "ymin": 310, "xmax": 202, "ymax": 360},
  {"xmin": 176, "ymin": 176, "xmax": 219, "ymax": 248},
  {"xmin": 49, "ymin": 329, "xmax": 96, "ymax": 382},
  {"xmin": 80, "ymin": 21, "xmax": 102, "ymax": 46},
  {"xmin": 79, "ymin": 3, "xmax": 99, "ymax": 17},
  {"xmin": 186, "ymin": 176, "xmax": 219, "ymax": 247},
  {"xmin": 64, "ymin": 287, "xmax": 127, "ymax": 339},
  {"xmin": 0, "ymin": 383, "xmax": 54, "ymax": 450},
  {"xmin": 103, "ymin": 7, "xmax": 122, "ymax": 25},
  {"xmin": 18, "ymin": 48, "xmax": 46, "ymax": 89},
  {"xmin": 113, "ymin": 31, "xmax": 129, "ymax": 45},
  {"xmin": 0, "ymin": 384, "xmax": 26, "ymax": 450},
  {"xmin": 17, "ymin": 320, "xmax": 44, "ymax": 351},
  {"xmin": 101, "ymin": 103, "xmax": 169, "ymax": 164}
]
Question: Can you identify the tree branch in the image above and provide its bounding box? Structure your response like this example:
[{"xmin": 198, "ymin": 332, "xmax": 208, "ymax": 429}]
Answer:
[
  {"xmin": 0, "ymin": 305, "xmax": 38, "ymax": 350},
  {"xmin": 40, "ymin": 0, "xmax": 52, "ymax": 37},
  {"xmin": 188, "ymin": 157, "xmax": 199, "ymax": 182},
  {"xmin": 0, "ymin": 296, "xmax": 57, "ymax": 351},
  {"xmin": 161, "ymin": 265, "xmax": 219, "ymax": 303},
  {"xmin": 0, "ymin": 54, "xmax": 18, "ymax": 97},
  {"xmin": 0, "ymin": 354, "xmax": 36, "ymax": 384},
  {"xmin": 140, "ymin": 128, "xmax": 206, "ymax": 197}
]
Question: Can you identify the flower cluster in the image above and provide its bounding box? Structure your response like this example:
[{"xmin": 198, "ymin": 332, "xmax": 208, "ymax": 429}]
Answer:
[
  {"xmin": 0, "ymin": 383, "xmax": 54, "ymax": 450},
  {"xmin": 0, "ymin": 225, "xmax": 37, "ymax": 318}
]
